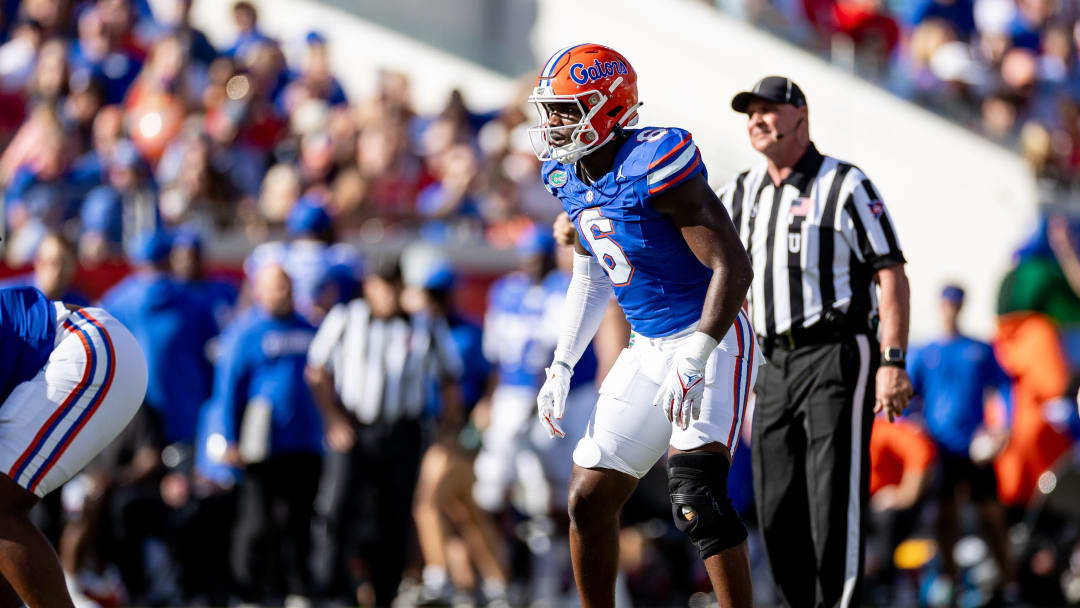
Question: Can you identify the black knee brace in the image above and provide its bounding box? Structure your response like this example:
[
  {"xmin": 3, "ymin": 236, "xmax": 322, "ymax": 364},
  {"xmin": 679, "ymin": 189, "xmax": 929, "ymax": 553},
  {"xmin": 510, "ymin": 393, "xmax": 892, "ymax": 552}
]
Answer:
[{"xmin": 667, "ymin": 452, "xmax": 748, "ymax": 559}]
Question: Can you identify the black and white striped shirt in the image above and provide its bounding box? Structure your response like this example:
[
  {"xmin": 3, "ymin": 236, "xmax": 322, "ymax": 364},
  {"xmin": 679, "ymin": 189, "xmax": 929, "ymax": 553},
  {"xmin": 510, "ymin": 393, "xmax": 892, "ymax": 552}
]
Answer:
[
  {"xmin": 307, "ymin": 299, "xmax": 463, "ymax": 425},
  {"xmin": 718, "ymin": 143, "xmax": 905, "ymax": 338}
]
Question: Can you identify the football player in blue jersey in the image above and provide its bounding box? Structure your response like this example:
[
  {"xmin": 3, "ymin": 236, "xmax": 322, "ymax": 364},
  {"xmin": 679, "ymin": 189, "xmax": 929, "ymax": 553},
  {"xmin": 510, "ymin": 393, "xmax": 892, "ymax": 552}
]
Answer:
[
  {"xmin": 529, "ymin": 44, "xmax": 763, "ymax": 607},
  {"xmin": 0, "ymin": 286, "xmax": 147, "ymax": 607},
  {"xmin": 475, "ymin": 228, "xmax": 599, "ymax": 519}
]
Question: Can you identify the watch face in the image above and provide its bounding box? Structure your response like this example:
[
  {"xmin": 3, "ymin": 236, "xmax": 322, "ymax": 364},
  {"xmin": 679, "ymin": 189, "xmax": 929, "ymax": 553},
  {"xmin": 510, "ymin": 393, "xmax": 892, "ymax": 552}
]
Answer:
[{"xmin": 883, "ymin": 348, "xmax": 904, "ymax": 362}]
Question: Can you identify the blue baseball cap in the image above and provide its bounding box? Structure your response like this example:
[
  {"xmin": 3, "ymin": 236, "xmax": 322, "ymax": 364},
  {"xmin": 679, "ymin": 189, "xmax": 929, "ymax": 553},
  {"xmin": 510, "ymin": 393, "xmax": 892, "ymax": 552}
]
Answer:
[
  {"xmin": 286, "ymin": 197, "xmax": 332, "ymax": 236},
  {"xmin": 422, "ymin": 262, "xmax": 456, "ymax": 290},
  {"xmin": 942, "ymin": 285, "xmax": 965, "ymax": 304},
  {"xmin": 171, "ymin": 225, "xmax": 204, "ymax": 253},
  {"xmin": 81, "ymin": 186, "xmax": 124, "ymax": 244},
  {"xmin": 129, "ymin": 230, "xmax": 173, "ymax": 264},
  {"xmin": 516, "ymin": 226, "xmax": 556, "ymax": 257}
]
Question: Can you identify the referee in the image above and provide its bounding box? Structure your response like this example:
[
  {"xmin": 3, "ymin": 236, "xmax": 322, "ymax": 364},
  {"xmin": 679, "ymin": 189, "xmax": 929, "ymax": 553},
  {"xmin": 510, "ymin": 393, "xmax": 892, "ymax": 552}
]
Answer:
[
  {"xmin": 305, "ymin": 256, "xmax": 463, "ymax": 605},
  {"xmin": 717, "ymin": 76, "xmax": 914, "ymax": 608}
]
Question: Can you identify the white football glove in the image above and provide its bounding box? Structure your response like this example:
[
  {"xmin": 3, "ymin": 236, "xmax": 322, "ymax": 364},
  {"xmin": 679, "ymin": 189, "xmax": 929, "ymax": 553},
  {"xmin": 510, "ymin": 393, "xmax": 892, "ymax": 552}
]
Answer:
[
  {"xmin": 652, "ymin": 355, "xmax": 707, "ymax": 430},
  {"xmin": 537, "ymin": 364, "xmax": 572, "ymax": 439}
]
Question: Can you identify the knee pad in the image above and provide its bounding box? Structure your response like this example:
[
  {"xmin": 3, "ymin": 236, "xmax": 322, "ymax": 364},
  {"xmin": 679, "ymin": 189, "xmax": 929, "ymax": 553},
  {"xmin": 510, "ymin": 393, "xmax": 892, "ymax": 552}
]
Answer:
[{"xmin": 667, "ymin": 452, "xmax": 748, "ymax": 559}]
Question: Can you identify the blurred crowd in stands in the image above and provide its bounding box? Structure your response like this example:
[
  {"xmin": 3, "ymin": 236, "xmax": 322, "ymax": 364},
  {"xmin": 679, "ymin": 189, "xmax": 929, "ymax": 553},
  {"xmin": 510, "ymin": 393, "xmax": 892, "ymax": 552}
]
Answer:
[
  {"xmin": 0, "ymin": 0, "xmax": 555, "ymax": 272},
  {"xmin": 710, "ymin": 0, "xmax": 1080, "ymax": 190},
  {"xmin": 4, "ymin": 0, "xmax": 1080, "ymax": 606}
]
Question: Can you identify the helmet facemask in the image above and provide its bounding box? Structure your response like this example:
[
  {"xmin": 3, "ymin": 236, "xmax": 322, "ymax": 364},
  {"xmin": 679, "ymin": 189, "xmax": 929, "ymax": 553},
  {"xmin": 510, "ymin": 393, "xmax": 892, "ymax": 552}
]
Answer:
[{"xmin": 527, "ymin": 88, "xmax": 612, "ymax": 164}]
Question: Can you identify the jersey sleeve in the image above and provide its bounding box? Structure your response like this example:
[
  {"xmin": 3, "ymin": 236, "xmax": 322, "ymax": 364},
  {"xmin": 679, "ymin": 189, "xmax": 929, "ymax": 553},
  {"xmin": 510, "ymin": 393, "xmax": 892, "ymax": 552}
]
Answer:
[
  {"xmin": 838, "ymin": 168, "xmax": 905, "ymax": 271},
  {"xmin": 643, "ymin": 128, "xmax": 704, "ymax": 197},
  {"xmin": 216, "ymin": 329, "xmax": 253, "ymax": 444},
  {"xmin": 307, "ymin": 301, "xmax": 349, "ymax": 372}
]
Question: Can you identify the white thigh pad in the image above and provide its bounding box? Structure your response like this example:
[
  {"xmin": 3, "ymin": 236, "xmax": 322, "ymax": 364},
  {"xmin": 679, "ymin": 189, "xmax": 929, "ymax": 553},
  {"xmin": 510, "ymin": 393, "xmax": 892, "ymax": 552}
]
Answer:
[{"xmin": 572, "ymin": 348, "xmax": 672, "ymax": 479}]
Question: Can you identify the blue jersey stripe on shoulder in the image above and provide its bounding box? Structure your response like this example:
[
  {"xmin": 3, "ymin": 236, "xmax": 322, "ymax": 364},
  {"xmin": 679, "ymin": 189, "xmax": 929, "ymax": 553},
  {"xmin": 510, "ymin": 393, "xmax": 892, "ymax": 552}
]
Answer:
[
  {"xmin": 647, "ymin": 141, "xmax": 699, "ymax": 185},
  {"xmin": 646, "ymin": 132, "xmax": 692, "ymax": 171},
  {"xmin": 647, "ymin": 148, "xmax": 702, "ymax": 195}
]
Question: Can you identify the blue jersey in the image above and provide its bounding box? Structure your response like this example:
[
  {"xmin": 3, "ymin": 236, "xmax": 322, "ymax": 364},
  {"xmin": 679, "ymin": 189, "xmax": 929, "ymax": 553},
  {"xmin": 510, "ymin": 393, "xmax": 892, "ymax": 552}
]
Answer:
[
  {"xmin": 183, "ymin": 278, "xmax": 239, "ymax": 331},
  {"xmin": 213, "ymin": 309, "xmax": 323, "ymax": 455},
  {"xmin": 0, "ymin": 287, "xmax": 56, "ymax": 405},
  {"xmin": 907, "ymin": 334, "xmax": 1014, "ymax": 455},
  {"xmin": 101, "ymin": 273, "xmax": 218, "ymax": 444},
  {"xmin": 484, "ymin": 270, "xmax": 598, "ymax": 390},
  {"xmin": 542, "ymin": 127, "xmax": 710, "ymax": 338}
]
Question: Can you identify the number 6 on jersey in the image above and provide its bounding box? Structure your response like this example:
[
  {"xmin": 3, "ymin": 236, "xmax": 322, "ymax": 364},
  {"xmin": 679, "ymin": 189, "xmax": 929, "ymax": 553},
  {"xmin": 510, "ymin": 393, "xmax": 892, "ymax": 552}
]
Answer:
[{"xmin": 578, "ymin": 208, "xmax": 634, "ymax": 285}]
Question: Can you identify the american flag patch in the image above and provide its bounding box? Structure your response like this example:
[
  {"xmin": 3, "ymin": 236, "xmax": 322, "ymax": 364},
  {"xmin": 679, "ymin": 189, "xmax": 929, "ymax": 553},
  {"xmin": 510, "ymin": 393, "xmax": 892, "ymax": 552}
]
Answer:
[
  {"xmin": 789, "ymin": 197, "xmax": 812, "ymax": 217},
  {"xmin": 868, "ymin": 200, "xmax": 884, "ymax": 219}
]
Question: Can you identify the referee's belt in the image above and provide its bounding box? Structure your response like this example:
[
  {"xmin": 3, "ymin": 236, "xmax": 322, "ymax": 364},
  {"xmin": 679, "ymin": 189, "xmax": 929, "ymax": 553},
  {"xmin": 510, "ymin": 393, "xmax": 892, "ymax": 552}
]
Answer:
[{"xmin": 763, "ymin": 322, "xmax": 861, "ymax": 352}]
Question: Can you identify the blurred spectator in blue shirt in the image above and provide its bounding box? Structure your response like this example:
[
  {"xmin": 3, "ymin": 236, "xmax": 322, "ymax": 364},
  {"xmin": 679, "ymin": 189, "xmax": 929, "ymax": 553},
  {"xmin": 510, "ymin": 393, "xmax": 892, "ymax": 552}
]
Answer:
[
  {"xmin": 101, "ymin": 230, "xmax": 218, "ymax": 445},
  {"xmin": 223, "ymin": 1, "xmax": 273, "ymax": 61},
  {"xmin": 906, "ymin": 284, "xmax": 1016, "ymax": 595},
  {"xmin": 416, "ymin": 143, "xmax": 483, "ymax": 242},
  {"xmin": 276, "ymin": 31, "xmax": 347, "ymax": 115},
  {"xmin": 169, "ymin": 226, "xmax": 238, "ymax": 330},
  {"xmin": 4, "ymin": 121, "xmax": 76, "ymax": 231},
  {"xmin": 69, "ymin": 6, "xmax": 142, "ymax": 105},
  {"xmin": 912, "ymin": 0, "xmax": 976, "ymax": 40},
  {"xmin": 908, "ymin": 285, "xmax": 1014, "ymax": 454},
  {"xmin": 214, "ymin": 263, "xmax": 321, "ymax": 602},
  {"xmin": 150, "ymin": 0, "xmax": 218, "ymax": 67}
]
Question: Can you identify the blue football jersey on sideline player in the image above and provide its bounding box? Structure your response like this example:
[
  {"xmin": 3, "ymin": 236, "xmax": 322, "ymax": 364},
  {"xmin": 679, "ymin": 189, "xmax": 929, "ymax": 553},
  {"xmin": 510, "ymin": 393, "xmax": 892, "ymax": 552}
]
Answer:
[
  {"xmin": 484, "ymin": 270, "xmax": 599, "ymax": 390},
  {"xmin": 0, "ymin": 287, "xmax": 56, "ymax": 405},
  {"xmin": 485, "ymin": 272, "xmax": 554, "ymax": 388},
  {"xmin": 542, "ymin": 127, "xmax": 711, "ymax": 338}
]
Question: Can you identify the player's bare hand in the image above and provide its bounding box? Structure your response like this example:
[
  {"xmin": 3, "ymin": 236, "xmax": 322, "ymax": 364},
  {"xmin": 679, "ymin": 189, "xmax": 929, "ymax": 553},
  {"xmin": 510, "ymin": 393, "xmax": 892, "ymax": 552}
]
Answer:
[
  {"xmin": 874, "ymin": 366, "xmax": 913, "ymax": 422},
  {"xmin": 222, "ymin": 445, "xmax": 244, "ymax": 468},
  {"xmin": 652, "ymin": 356, "xmax": 706, "ymax": 431},
  {"xmin": 537, "ymin": 364, "xmax": 572, "ymax": 439},
  {"xmin": 326, "ymin": 417, "xmax": 356, "ymax": 452},
  {"xmin": 552, "ymin": 212, "xmax": 577, "ymax": 247}
]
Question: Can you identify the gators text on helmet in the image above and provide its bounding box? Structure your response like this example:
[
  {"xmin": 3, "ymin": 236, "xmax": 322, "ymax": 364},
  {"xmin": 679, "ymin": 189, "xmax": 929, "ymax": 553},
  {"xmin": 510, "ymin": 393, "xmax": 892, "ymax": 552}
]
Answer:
[{"xmin": 528, "ymin": 44, "xmax": 642, "ymax": 164}]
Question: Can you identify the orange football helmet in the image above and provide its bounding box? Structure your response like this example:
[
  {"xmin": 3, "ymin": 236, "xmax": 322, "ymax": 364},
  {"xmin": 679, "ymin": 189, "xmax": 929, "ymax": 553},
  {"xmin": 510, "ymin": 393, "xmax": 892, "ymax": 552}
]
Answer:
[{"xmin": 528, "ymin": 43, "xmax": 642, "ymax": 163}]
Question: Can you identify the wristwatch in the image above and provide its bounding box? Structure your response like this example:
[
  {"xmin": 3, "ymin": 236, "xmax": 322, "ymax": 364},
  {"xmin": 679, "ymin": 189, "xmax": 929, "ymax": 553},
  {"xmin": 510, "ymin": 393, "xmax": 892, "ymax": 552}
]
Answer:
[{"xmin": 881, "ymin": 347, "xmax": 906, "ymax": 368}]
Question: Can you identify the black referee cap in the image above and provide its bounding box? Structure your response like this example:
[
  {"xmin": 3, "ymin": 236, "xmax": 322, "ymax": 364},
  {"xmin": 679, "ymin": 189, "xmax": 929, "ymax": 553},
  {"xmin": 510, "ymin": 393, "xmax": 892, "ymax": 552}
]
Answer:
[{"xmin": 731, "ymin": 76, "xmax": 807, "ymax": 113}]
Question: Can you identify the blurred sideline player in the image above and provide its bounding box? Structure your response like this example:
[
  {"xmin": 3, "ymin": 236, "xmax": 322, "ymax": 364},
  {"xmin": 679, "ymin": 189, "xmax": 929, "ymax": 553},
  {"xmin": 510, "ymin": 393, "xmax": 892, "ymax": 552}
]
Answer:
[
  {"xmin": 244, "ymin": 197, "xmax": 360, "ymax": 325},
  {"xmin": 529, "ymin": 44, "xmax": 761, "ymax": 607},
  {"xmin": 101, "ymin": 230, "xmax": 219, "ymax": 447},
  {"xmin": 473, "ymin": 228, "xmax": 599, "ymax": 520},
  {"xmin": 0, "ymin": 286, "xmax": 147, "ymax": 607}
]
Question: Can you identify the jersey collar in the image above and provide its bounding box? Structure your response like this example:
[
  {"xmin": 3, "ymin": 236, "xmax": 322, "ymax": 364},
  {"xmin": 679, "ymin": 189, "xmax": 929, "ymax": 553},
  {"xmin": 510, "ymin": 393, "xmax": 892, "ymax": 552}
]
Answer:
[{"xmin": 782, "ymin": 142, "xmax": 825, "ymax": 195}]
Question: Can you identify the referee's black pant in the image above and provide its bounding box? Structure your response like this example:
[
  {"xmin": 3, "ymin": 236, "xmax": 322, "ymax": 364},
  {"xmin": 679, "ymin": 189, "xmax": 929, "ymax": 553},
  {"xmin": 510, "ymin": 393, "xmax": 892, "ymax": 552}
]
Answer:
[
  {"xmin": 311, "ymin": 417, "xmax": 423, "ymax": 605},
  {"xmin": 752, "ymin": 333, "xmax": 877, "ymax": 608}
]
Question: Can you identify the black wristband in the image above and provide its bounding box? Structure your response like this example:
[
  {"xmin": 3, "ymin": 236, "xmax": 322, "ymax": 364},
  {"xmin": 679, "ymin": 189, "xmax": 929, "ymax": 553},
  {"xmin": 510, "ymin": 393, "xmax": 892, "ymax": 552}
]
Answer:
[{"xmin": 880, "ymin": 359, "xmax": 906, "ymax": 369}]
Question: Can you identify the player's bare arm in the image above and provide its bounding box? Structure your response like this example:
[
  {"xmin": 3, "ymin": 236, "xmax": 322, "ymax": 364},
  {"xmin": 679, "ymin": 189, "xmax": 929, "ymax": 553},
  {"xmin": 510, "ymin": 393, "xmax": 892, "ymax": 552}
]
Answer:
[
  {"xmin": 649, "ymin": 173, "xmax": 753, "ymax": 343},
  {"xmin": 874, "ymin": 263, "xmax": 913, "ymax": 421}
]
